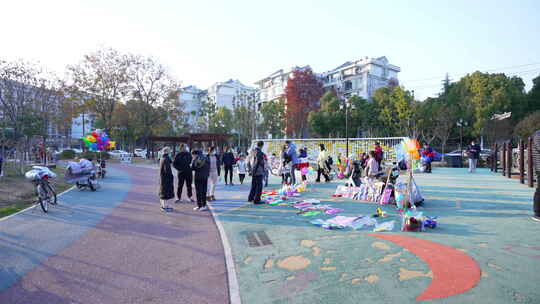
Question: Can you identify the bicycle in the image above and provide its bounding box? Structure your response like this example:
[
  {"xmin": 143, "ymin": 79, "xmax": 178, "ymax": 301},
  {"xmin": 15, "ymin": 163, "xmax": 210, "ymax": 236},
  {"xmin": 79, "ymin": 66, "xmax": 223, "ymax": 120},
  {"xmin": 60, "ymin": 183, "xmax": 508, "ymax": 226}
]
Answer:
[{"xmin": 26, "ymin": 166, "xmax": 57, "ymax": 213}]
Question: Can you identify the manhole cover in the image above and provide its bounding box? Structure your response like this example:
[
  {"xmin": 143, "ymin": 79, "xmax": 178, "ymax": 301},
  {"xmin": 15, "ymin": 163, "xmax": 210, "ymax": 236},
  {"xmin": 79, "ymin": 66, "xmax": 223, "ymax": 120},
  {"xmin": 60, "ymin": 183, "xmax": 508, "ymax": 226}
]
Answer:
[{"xmin": 246, "ymin": 231, "xmax": 272, "ymax": 247}]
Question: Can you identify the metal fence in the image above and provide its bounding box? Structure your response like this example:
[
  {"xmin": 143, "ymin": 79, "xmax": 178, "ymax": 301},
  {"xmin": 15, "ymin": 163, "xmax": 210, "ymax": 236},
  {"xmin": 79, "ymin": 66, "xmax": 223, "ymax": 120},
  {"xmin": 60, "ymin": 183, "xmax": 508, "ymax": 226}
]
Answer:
[{"xmin": 252, "ymin": 137, "xmax": 407, "ymax": 163}]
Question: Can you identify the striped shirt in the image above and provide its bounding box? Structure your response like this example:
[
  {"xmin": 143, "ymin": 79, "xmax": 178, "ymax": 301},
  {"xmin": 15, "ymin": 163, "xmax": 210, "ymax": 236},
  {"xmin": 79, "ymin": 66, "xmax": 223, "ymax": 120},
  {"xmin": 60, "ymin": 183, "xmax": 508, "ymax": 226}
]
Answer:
[{"xmin": 533, "ymin": 130, "xmax": 540, "ymax": 173}]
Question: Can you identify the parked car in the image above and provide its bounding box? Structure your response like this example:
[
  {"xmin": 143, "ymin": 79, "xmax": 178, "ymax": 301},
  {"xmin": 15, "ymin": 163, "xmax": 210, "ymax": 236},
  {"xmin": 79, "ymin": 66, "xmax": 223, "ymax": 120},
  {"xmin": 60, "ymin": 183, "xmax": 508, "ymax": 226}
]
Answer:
[
  {"xmin": 134, "ymin": 148, "xmax": 147, "ymax": 158},
  {"xmin": 108, "ymin": 150, "xmax": 129, "ymax": 159},
  {"xmin": 444, "ymin": 149, "xmax": 491, "ymax": 161},
  {"xmin": 54, "ymin": 148, "xmax": 82, "ymax": 156},
  {"xmin": 479, "ymin": 149, "xmax": 491, "ymax": 161}
]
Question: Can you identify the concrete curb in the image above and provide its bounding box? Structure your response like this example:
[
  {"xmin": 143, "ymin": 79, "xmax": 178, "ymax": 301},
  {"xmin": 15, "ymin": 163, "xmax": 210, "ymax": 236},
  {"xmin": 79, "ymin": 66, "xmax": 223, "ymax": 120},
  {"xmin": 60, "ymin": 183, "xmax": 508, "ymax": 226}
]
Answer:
[{"xmin": 208, "ymin": 203, "xmax": 242, "ymax": 304}]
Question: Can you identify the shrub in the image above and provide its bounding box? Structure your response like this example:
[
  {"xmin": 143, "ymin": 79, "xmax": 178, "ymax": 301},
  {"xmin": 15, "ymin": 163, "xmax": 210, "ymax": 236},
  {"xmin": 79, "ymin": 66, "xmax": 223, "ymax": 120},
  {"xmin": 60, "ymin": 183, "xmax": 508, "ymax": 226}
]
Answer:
[
  {"xmin": 60, "ymin": 149, "xmax": 76, "ymax": 159},
  {"xmin": 514, "ymin": 111, "xmax": 540, "ymax": 139},
  {"xmin": 97, "ymin": 151, "xmax": 110, "ymax": 160},
  {"xmin": 79, "ymin": 152, "xmax": 96, "ymax": 160},
  {"xmin": 78, "ymin": 151, "xmax": 110, "ymax": 160}
]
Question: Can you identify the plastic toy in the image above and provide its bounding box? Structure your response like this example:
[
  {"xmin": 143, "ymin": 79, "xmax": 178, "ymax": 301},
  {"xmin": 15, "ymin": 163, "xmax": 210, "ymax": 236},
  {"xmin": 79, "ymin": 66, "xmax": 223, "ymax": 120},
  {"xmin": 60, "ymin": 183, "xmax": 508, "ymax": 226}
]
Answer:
[{"xmin": 424, "ymin": 216, "xmax": 437, "ymax": 228}]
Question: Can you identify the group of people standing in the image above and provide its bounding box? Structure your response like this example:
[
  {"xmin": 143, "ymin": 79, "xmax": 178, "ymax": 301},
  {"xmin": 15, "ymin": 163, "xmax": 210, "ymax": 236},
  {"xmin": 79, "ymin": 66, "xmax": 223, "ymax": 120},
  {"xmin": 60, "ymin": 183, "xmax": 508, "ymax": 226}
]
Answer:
[{"xmin": 158, "ymin": 144, "xmax": 262, "ymax": 212}]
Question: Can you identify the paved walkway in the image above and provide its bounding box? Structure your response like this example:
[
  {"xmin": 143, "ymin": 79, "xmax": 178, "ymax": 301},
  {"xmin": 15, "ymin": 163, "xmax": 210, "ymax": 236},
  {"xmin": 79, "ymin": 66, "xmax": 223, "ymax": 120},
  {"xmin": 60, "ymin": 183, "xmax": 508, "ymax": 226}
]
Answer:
[
  {"xmin": 2, "ymin": 164, "xmax": 539, "ymax": 304},
  {"xmin": 0, "ymin": 165, "xmax": 228, "ymax": 304},
  {"xmin": 213, "ymin": 168, "xmax": 540, "ymax": 304}
]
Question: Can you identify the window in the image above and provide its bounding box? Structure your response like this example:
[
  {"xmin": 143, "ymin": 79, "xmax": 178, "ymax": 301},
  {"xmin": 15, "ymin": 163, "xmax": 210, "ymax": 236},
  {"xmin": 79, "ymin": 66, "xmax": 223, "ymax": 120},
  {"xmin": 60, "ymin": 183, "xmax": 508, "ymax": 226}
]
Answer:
[{"xmin": 344, "ymin": 80, "xmax": 352, "ymax": 91}]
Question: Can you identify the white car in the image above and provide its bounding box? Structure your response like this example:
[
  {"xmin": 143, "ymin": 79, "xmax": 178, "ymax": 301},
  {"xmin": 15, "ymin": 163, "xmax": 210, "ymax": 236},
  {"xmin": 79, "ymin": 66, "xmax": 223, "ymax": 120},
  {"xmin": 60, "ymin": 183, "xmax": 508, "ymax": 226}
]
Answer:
[
  {"xmin": 134, "ymin": 149, "xmax": 147, "ymax": 158},
  {"xmin": 54, "ymin": 148, "xmax": 82, "ymax": 155},
  {"xmin": 108, "ymin": 150, "xmax": 130, "ymax": 159},
  {"xmin": 444, "ymin": 149, "xmax": 491, "ymax": 160}
]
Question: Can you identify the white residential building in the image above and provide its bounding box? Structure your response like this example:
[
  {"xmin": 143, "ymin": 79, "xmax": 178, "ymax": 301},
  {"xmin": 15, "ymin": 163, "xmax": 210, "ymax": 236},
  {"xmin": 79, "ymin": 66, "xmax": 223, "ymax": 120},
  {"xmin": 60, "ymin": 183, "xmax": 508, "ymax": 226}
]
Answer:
[
  {"xmin": 207, "ymin": 79, "xmax": 257, "ymax": 109},
  {"xmin": 254, "ymin": 66, "xmax": 310, "ymax": 107},
  {"xmin": 71, "ymin": 113, "xmax": 95, "ymax": 139},
  {"xmin": 321, "ymin": 56, "xmax": 400, "ymax": 100},
  {"xmin": 178, "ymin": 85, "xmax": 206, "ymax": 130}
]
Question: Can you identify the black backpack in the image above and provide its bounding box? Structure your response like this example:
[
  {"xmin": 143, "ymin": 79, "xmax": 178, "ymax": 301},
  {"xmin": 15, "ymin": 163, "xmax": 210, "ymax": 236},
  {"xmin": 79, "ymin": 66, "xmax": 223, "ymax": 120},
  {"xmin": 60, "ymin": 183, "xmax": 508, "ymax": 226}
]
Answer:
[
  {"xmin": 194, "ymin": 155, "xmax": 207, "ymax": 169},
  {"xmin": 327, "ymin": 156, "xmax": 334, "ymax": 165}
]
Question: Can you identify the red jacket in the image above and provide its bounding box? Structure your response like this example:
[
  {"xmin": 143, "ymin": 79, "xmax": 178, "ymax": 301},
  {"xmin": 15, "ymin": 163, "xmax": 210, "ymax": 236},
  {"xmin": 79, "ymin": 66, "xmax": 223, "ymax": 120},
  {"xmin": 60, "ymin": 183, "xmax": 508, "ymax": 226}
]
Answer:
[{"xmin": 375, "ymin": 147, "xmax": 383, "ymax": 161}]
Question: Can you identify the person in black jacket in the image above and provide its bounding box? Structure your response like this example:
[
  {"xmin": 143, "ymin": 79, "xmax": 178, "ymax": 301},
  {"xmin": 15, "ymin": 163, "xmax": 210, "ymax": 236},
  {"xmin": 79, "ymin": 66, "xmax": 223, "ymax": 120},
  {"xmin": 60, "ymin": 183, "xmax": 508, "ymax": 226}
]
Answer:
[
  {"xmin": 158, "ymin": 147, "xmax": 174, "ymax": 212},
  {"xmin": 248, "ymin": 141, "xmax": 265, "ymax": 204},
  {"xmin": 192, "ymin": 149, "xmax": 210, "ymax": 211},
  {"xmin": 467, "ymin": 140, "xmax": 481, "ymax": 173},
  {"xmin": 173, "ymin": 144, "xmax": 194, "ymax": 204},
  {"xmin": 222, "ymin": 146, "xmax": 235, "ymax": 185},
  {"xmin": 532, "ymin": 130, "xmax": 540, "ymax": 222}
]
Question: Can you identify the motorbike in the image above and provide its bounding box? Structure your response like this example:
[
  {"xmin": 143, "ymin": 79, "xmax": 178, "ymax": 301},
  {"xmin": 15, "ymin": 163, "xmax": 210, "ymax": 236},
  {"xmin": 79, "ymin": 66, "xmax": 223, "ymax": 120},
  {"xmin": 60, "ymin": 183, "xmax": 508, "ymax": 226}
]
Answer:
[{"xmin": 65, "ymin": 162, "xmax": 99, "ymax": 191}]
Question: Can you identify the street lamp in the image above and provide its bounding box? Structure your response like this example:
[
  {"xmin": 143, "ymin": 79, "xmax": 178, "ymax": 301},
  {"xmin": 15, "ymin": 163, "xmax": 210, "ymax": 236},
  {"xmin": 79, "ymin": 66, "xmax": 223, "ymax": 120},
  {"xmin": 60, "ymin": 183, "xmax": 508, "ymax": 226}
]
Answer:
[
  {"xmin": 339, "ymin": 94, "xmax": 353, "ymax": 158},
  {"xmin": 457, "ymin": 118, "xmax": 468, "ymax": 159}
]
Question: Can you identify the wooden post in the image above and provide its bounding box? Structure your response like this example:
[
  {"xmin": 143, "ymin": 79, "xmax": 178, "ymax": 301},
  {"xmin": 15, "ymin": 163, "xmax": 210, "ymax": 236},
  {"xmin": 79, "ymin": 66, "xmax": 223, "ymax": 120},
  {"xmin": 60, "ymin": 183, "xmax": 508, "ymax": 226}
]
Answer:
[
  {"xmin": 528, "ymin": 137, "xmax": 534, "ymax": 188},
  {"xmin": 506, "ymin": 142, "xmax": 512, "ymax": 178},
  {"xmin": 519, "ymin": 140, "xmax": 525, "ymax": 184},
  {"xmin": 502, "ymin": 143, "xmax": 506, "ymax": 176},
  {"xmin": 494, "ymin": 143, "xmax": 498, "ymax": 172}
]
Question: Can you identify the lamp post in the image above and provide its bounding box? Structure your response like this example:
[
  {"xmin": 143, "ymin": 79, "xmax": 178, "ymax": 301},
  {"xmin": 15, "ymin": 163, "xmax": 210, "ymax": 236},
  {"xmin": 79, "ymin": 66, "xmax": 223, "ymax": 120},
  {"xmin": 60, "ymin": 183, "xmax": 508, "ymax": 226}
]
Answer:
[
  {"xmin": 339, "ymin": 94, "xmax": 352, "ymax": 157},
  {"xmin": 457, "ymin": 118, "xmax": 468, "ymax": 160}
]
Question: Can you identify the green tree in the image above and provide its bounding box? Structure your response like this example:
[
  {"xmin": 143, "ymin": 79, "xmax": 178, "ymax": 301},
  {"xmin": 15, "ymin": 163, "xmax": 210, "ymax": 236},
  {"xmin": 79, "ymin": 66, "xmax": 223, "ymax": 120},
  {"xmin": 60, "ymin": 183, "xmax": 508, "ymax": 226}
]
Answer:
[
  {"xmin": 259, "ymin": 98, "xmax": 286, "ymax": 139},
  {"xmin": 209, "ymin": 106, "xmax": 233, "ymax": 134},
  {"xmin": 514, "ymin": 111, "xmax": 540, "ymax": 139},
  {"xmin": 455, "ymin": 71, "xmax": 526, "ymax": 137},
  {"xmin": 526, "ymin": 75, "xmax": 540, "ymax": 113},
  {"xmin": 197, "ymin": 97, "xmax": 216, "ymax": 132},
  {"xmin": 373, "ymin": 86, "xmax": 416, "ymax": 137},
  {"xmin": 232, "ymin": 92, "xmax": 257, "ymax": 146},
  {"xmin": 308, "ymin": 91, "xmax": 343, "ymax": 137}
]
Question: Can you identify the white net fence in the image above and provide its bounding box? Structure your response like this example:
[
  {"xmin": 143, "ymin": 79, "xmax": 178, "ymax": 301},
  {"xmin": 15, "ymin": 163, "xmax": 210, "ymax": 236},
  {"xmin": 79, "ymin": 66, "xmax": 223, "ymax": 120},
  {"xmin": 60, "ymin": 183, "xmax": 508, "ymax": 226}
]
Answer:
[{"xmin": 252, "ymin": 137, "xmax": 407, "ymax": 163}]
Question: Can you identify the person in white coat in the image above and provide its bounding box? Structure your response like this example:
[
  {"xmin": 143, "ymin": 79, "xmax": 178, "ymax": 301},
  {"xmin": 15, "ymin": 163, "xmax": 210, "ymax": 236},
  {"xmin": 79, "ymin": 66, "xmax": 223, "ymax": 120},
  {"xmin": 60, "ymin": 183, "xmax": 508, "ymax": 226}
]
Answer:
[{"xmin": 206, "ymin": 146, "xmax": 220, "ymax": 201}]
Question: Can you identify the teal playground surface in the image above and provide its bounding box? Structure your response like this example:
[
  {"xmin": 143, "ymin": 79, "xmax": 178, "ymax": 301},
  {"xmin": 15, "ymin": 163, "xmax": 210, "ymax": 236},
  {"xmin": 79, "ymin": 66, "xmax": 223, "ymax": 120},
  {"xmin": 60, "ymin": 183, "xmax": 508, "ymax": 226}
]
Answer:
[{"xmin": 214, "ymin": 168, "xmax": 539, "ymax": 304}]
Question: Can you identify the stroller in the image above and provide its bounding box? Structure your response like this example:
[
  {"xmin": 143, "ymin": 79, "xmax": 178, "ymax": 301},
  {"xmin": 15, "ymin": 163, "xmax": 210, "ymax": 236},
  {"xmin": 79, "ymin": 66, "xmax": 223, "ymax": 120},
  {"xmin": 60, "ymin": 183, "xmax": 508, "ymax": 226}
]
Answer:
[{"xmin": 65, "ymin": 160, "xmax": 99, "ymax": 191}]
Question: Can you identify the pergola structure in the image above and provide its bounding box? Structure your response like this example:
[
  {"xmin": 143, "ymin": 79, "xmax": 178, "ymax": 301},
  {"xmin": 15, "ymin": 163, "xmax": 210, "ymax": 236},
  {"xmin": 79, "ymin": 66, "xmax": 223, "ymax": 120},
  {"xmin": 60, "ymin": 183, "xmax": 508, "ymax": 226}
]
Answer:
[{"xmin": 147, "ymin": 133, "xmax": 232, "ymax": 157}]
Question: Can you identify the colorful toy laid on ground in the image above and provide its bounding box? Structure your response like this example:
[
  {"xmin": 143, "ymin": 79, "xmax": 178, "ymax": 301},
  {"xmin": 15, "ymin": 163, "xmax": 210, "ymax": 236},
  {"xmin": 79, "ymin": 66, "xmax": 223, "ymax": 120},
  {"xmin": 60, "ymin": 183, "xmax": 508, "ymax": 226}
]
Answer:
[{"xmin": 81, "ymin": 129, "xmax": 115, "ymax": 152}]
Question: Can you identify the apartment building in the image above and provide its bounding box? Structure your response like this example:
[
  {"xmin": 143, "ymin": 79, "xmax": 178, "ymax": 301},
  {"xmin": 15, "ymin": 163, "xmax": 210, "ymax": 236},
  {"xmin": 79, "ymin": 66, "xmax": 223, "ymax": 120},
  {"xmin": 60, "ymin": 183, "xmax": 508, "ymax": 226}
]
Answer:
[
  {"xmin": 254, "ymin": 66, "xmax": 310, "ymax": 107},
  {"xmin": 321, "ymin": 56, "xmax": 400, "ymax": 99},
  {"xmin": 207, "ymin": 79, "xmax": 257, "ymax": 109}
]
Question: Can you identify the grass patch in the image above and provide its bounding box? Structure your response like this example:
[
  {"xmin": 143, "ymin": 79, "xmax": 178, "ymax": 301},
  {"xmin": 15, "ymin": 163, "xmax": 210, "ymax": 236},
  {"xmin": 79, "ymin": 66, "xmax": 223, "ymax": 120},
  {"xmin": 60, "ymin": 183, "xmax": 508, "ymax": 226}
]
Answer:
[{"xmin": 0, "ymin": 164, "xmax": 72, "ymax": 218}]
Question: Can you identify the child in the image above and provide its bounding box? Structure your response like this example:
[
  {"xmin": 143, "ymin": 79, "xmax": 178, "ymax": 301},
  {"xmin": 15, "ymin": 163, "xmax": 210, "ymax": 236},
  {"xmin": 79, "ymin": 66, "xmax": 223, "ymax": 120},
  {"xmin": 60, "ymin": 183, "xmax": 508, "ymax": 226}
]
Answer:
[
  {"xmin": 237, "ymin": 155, "xmax": 247, "ymax": 184},
  {"xmin": 263, "ymin": 153, "xmax": 269, "ymax": 187},
  {"xmin": 281, "ymin": 162, "xmax": 291, "ymax": 185},
  {"xmin": 297, "ymin": 147, "xmax": 309, "ymax": 182}
]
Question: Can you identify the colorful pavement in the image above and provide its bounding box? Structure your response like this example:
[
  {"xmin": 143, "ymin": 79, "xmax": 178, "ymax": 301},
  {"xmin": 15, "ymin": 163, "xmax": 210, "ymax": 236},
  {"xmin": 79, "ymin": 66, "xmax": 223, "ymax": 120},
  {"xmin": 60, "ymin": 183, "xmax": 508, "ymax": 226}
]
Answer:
[
  {"xmin": 214, "ymin": 168, "xmax": 540, "ymax": 304},
  {"xmin": 1, "ymin": 165, "xmax": 539, "ymax": 303},
  {"xmin": 0, "ymin": 165, "xmax": 228, "ymax": 304}
]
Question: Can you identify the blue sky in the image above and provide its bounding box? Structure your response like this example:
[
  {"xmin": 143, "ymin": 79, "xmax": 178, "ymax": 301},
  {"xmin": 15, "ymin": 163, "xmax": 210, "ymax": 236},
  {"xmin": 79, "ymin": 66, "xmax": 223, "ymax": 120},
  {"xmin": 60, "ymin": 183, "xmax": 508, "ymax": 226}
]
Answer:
[{"xmin": 1, "ymin": 0, "xmax": 539, "ymax": 99}]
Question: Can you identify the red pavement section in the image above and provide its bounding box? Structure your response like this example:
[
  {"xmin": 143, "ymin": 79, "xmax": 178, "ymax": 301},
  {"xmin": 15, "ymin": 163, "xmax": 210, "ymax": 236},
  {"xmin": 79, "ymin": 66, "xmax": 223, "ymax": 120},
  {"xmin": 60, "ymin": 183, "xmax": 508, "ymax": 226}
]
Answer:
[
  {"xmin": 0, "ymin": 165, "xmax": 229, "ymax": 304},
  {"xmin": 369, "ymin": 234, "xmax": 481, "ymax": 301}
]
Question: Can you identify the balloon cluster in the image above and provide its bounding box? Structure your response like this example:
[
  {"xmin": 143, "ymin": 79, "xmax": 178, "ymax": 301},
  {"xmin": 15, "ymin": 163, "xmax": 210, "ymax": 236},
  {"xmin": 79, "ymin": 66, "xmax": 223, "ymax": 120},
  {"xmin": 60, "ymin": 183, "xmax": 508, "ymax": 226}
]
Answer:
[
  {"xmin": 81, "ymin": 129, "xmax": 116, "ymax": 152},
  {"xmin": 404, "ymin": 138, "xmax": 421, "ymax": 160}
]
